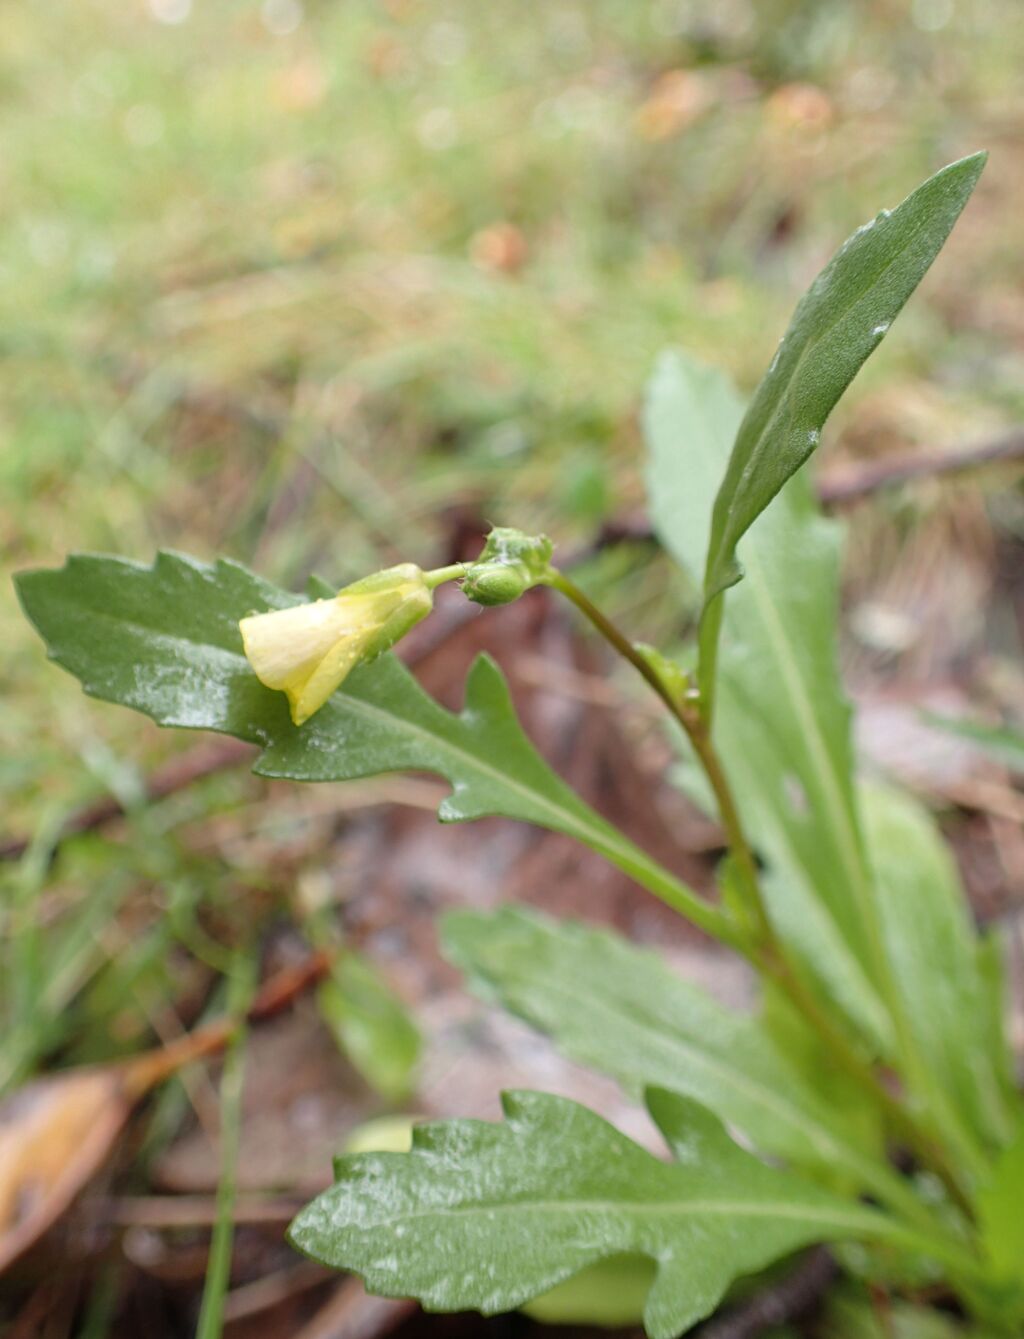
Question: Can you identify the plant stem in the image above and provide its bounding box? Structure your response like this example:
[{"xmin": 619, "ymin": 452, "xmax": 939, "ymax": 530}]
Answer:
[
  {"xmin": 424, "ymin": 563, "xmax": 465, "ymax": 590},
  {"xmin": 549, "ymin": 571, "xmax": 769, "ymax": 936},
  {"xmin": 548, "ymin": 568, "xmax": 977, "ymax": 1220}
]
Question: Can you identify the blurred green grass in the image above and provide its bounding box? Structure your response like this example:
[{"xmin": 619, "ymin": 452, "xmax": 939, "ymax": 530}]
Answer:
[{"xmin": 3, "ymin": 0, "xmax": 1024, "ymax": 1059}]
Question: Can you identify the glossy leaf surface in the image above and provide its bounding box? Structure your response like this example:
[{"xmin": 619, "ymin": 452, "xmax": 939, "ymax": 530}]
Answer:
[
  {"xmin": 699, "ymin": 154, "xmax": 985, "ymax": 699},
  {"xmin": 290, "ymin": 1088, "xmax": 894, "ymax": 1339},
  {"xmin": 15, "ymin": 552, "xmax": 717, "ymax": 932}
]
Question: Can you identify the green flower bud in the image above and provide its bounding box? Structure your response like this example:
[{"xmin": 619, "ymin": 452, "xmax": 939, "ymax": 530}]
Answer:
[
  {"xmin": 460, "ymin": 562, "xmax": 531, "ymax": 607},
  {"xmin": 459, "ymin": 526, "xmax": 554, "ymax": 608}
]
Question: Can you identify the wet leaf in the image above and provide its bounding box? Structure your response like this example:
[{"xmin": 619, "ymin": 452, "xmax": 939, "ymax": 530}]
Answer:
[
  {"xmin": 290, "ymin": 1088, "xmax": 897, "ymax": 1339},
  {"xmin": 443, "ymin": 904, "xmax": 888, "ymax": 1189},
  {"xmin": 699, "ymin": 154, "xmax": 986, "ymax": 703},
  {"xmin": 16, "ymin": 552, "xmax": 717, "ymax": 935}
]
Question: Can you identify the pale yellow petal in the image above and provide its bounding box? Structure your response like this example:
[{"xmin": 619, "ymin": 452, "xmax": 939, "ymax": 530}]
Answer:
[
  {"xmin": 288, "ymin": 635, "xmax": 369, "ymax": 725},
  {"xmin": 239, "ymin": 599, "xmax": 356, "ymax": 691},
  {"xmin": 239, "ymin": 566, "xmax": 433, "ymax": 726}
]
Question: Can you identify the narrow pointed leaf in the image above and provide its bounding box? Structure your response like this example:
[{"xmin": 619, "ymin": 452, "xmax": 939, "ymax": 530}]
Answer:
[
  {"xmin": 699, "ymin": 154, "xmax": 986, "ymax": 701},
  {"xmin": 15, "ymin": 553, "xmax": 720, "ymax": 935},
  {"xmin": 923, "ymin": 713, "xmax": 1024, "ymax": 772},
  {"xmin": 289, "ymin": 1088, "xmax": 896, "ymax": 1339}
]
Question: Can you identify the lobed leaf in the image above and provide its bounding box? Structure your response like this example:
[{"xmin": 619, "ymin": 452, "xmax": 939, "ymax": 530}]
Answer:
[
  {"xmin": 15, "ymin": 552, "xmax": 720, "ymax": 934},
  {"xmin": 289, "ymin": 1087, "xmax": 895, "ymax": 1339}
]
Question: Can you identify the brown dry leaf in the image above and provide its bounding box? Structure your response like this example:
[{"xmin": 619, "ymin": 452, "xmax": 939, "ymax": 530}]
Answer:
[
  {"xmin": 0, "ymin": 954, "xmax": 329, "ymax": 1275},
  {"xmin": 0, "ymin": 1068, "xmax": 127, "ymax": 1274}
]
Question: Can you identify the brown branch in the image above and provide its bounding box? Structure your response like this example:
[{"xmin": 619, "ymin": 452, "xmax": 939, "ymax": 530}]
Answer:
[
  {"xmin": 818, "ymin": 429, "xmax": 1024, "ymax": 505},
  {"xmin": 696, "ymin": 1246, "xmax": 838, "ymax": 1339},
  {"xmin": 580, "ymin": 428, "xmax": 1024, "ymax": 556}
]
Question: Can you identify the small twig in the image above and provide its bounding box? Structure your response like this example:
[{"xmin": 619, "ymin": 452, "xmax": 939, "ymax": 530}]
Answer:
[
  {"xmin": 571, "ymin": 428, "xmax": 1024, "ymax": 562},
  {"xmin": 696, "ymin": 1246, "xmax": 838, "ymax": 1339},
  {"xmin": 818, "ymin": 429, "xmax": 1024, "ymax": 505},
  {"xmin": 122, "ymin": 948, "xmax": 331, "ymax": 1098},
  {"xmin": 222, "ymin": 1262, "xmax": 331, "ymax": 1324}
]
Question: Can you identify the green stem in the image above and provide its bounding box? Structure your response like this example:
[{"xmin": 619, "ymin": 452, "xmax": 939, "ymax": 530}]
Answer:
[
  {"xmin": 576, "ymin": 823, "xmax": 750, "ymax": 954},
  {"xmin": 549, "ymin": 570, "xmax": 769, "ymax": 936},
  {"xmin": 424, "ymin": 563, "xmax": 465, "ymax": 590},
  {"xmin": 546, "ymin": 571, "xmax": 752, "ymax": 953},
  {"xmin": 548, "ymin": 568, "xmax": 977, "ymax": 1222}
]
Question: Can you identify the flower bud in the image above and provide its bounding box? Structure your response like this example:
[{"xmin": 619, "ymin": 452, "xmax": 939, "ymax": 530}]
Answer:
[
  {"xmin": 239, "ymin": 563, "xmax": 432, "ymax": 726},
  {"xmin": 460, "ymin": 562, "xmax": 530, "ymax": 607},
  {"xmin": 459, "ymin": 527, "xmax": 553, "ymax": 608}
]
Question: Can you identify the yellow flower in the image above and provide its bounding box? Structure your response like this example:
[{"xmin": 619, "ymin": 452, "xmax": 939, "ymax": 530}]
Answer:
[{"xmin": 239, "ymin": 564, "xmax": 432, "ymax": 726}]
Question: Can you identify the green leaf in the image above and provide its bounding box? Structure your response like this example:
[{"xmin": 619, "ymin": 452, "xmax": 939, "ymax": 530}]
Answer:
[
  {"xmin": 699, "ymin": 154, "xmax": 986, "ymax": 703},
  {"xmin": 15, "ymin": 552, "xmax": 724, "ymax": 938},
  {"xmin": 520, "ymin": 1255, "xmax": 655, "ymax": 1328},
  {"xmin": 443, "ymin": 905, "xmax": 892, "ymax": 1195},
  {"xmin": 860, "ymin": 783, "xmax": 1015, "ymax": 1165},
  {"xmin": 289, "ymin": 1087, "xmax": 898, "ymax": 1339},
  {"xmin": 645, "ymin": 354, "xmax": 892, "ymax": 1052},
  {"xmin": 15, "ymin": 552, "xmax": 300, "ymax": 743},
  {"xmin": 318, "ymin": 951, "xmax": 421, "ymax": 1103},
  {"xmin": 975, "ymin": 932, "xmax": 1024, "ymax": 1121},
  {"xmin": 646, "ymin": 351, "xmax": 1019, "ymax": 1194},
  {"xmin": 644, "ymin": 350, "xmax": 740, "ymax": 584},
  {"xmin": 976, "ymin": 1119, "xmax": 1024, "ymax": 1287}
]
